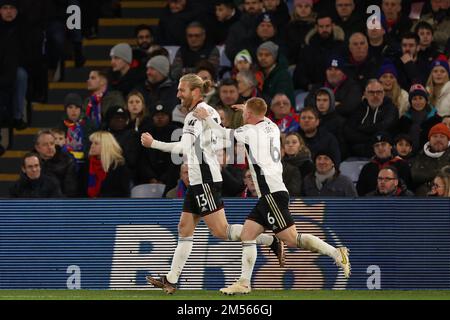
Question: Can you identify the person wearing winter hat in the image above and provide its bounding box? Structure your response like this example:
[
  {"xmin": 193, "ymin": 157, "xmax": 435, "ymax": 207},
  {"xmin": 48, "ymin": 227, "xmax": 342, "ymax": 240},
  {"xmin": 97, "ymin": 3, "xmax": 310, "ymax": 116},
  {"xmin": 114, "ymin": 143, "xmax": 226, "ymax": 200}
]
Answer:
[
  {"xmin": 257, "ymin": 41, "xmax": 295, "ymax": 105},
  {"xmin": 426, "ymin": 58, "xmax": 450, "ymax": 116},
  {"xmin": 397, "ymin": 83, "xmax": 442, "ymax": 153},
  {"xmin": 378, "ymin": 60, "xmax": 409, "ymax": 117},
  {"xmin": 302, "ymin": 149, "xmax": 357, "ymax": 196},
  {"xmin": 411, "ymin": 122, "xmax": 450, "ymax": 195},
  {"xmin": 134, "ymin": 54, "xmax": 179, "ymax": 112},
  {"xmin": 356, "ymin": 131, "xmax": 413, "ymax": 196},
  {"xmin": 234, "ymin": 49, "xmax": 253, "ymax": 70},
  {"xmin": 109, "ymin": 43, "xmax": 146, "ymax": 97}
]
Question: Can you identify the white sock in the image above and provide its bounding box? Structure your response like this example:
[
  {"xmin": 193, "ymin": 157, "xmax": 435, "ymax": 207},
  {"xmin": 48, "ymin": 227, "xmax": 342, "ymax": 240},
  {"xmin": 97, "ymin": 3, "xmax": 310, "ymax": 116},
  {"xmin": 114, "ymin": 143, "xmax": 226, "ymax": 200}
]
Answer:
[
  {"xmin": 241, "ymin": 240, "xmax": 257, "ymax": 282},
  {"xmin": 166, "ymin": 236, "xmax": 193, "ymax": 284},
  {"xmin": 297, "ymin": 234, "xmax": 338, "ymax": 260},
  {"xmin": 227, "ymin": 224, "xmax": 274, "ymax": 246}
]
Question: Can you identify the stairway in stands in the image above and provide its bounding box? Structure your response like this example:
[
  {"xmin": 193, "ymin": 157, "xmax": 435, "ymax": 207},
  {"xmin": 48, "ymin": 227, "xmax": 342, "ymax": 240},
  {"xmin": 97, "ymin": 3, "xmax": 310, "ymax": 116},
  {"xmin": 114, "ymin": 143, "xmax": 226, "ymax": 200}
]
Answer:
[{"xmin": 0, "ymin": 0, "xmax": 164, "ymax": 197}]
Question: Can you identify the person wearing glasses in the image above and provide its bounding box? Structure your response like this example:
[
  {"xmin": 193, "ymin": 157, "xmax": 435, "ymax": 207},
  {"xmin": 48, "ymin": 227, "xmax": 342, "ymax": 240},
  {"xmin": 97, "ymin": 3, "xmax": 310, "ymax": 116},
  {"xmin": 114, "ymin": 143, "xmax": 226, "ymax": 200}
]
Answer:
[
  {"xmin": 366, "ymin": 166, "xmax": 414, "ymax": 196},
  {"xmin": 428, "ymin": 168, "xmax": 450, "ymax": 197},
  {"xmin": 170, "ymin": 21, "xmax": 220, "ymax": 81},
  {"xmin": 343, "ymin": 79, "xmax": 398, "ymax": 158}
]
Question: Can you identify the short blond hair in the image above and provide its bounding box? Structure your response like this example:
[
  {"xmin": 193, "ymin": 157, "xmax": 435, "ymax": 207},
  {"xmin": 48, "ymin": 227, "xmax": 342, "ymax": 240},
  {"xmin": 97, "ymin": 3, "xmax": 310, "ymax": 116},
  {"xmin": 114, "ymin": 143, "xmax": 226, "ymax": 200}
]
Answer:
[
  {"xmin": 246, "ymin": 97, "xmax": 267, "ymax": 116},
  {"xmin": 89, "ymin": 131, "xmax": 125, "ymax": 172}
]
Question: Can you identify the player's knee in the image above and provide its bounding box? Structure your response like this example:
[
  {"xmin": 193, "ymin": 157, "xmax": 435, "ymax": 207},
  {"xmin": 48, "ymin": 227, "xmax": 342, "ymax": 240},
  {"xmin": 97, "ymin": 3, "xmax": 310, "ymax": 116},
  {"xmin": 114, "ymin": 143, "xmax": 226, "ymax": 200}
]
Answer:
[
  {"xmin": 282, "ymin": 237, "xmax": 298, "ymax": 248},
  {"xmin": 178, "ymin": 221, "xmax": 194, "ymax": 238},
  {"xmin": 209, "ymin": 226, "xmax": 227, "ymax": 240}
]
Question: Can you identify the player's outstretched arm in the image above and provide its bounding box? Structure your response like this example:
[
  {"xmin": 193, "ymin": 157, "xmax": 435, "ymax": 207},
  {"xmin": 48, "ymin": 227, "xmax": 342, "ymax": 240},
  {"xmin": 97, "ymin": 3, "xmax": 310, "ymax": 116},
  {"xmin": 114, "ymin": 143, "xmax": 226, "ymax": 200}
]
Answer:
[
  {"xmin": 193, "ymin": 107, "xmax": 230, "ymax": 139},
  {"xmin": 141, "ymin": 132, "xmax": 184, "ymax": 154}
]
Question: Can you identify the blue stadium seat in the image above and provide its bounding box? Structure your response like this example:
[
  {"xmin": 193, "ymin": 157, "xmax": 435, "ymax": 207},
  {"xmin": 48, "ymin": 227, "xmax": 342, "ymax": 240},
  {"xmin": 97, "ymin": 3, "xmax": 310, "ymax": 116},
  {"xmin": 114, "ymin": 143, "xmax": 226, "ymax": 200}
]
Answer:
[{"xmin": 131, "ymin": 183, "xmax": 166, "ymax": 198}]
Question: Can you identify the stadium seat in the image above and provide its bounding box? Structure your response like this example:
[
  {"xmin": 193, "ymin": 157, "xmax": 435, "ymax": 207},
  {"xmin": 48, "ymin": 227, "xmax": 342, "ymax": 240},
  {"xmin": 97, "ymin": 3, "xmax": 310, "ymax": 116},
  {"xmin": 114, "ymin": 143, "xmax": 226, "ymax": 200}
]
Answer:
[
  {"xmin": 339, "ymin": 160, "xmax": 370, "ymax": 186},
  {"xmin": 131, "ymin": 183, "xmax": 166, "ymax": 198}
]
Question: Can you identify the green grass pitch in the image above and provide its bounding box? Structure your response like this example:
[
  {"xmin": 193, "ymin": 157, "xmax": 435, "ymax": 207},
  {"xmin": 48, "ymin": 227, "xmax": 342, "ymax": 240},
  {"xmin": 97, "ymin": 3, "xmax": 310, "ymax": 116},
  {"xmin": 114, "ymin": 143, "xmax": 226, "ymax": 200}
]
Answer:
[{"xmin": 1, "ymin": 290, "xmax": 450, "ymax": 300}]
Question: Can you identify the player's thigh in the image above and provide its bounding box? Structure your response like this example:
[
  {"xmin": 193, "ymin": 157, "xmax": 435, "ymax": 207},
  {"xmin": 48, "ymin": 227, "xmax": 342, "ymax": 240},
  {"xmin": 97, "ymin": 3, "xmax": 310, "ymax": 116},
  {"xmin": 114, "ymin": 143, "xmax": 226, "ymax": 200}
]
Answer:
[
  {"xmin": 240, "ymin": 219, "xmax": 265, "ymax": 241},
  {"xmin": 202, "ymin": 208, "xmax": 229, "ymax": 240},
  {"xmin": 178, "ymin": 212, "xmax": 201, "ymax": 237},
  {"xmin": 275, "ymin": 225, "xmax": 299, "ymax": 248}
]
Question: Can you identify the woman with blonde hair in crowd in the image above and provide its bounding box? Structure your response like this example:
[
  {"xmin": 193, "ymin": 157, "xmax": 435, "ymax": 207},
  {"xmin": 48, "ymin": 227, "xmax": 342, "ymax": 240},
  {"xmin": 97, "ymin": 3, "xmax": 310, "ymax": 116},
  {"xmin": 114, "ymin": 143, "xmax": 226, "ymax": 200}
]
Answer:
[
  {"xmin": 282, "ymin": 132, "xmax": 314, "ymax": 179},
  {"xmin": 80, "ymin": 131, "xmax": 131, "ymax": 198},
  {"xmin": 426, "ymin": 58, "xmax": 450, "ymax": 117},
  {"xmin": 428, "ymin": 167, "xmax": 450, "ymax": 197},
  {"xmin": 378, "ymin": 61, "xmax": 409, "ymax": 117},
  {"xmin": 126, "ymin": 90, "xmax": 151, "ymax": 132}
]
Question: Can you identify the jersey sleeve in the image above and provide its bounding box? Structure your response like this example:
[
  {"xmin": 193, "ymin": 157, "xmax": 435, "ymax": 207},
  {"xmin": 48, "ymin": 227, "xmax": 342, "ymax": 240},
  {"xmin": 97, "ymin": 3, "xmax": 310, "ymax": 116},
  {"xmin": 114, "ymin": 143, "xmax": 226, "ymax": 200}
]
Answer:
[{"xmin": 232, "ymin": 125, "xmax": 252, "ymax": 144}]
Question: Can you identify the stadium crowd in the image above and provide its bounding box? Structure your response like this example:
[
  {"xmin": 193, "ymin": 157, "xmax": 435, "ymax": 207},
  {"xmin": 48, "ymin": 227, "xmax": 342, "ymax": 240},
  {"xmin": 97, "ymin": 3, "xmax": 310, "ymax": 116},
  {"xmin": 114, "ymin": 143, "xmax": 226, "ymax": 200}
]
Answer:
[{"xmin": 2, "ymin": 0, "xmax": 450, "ymax": 198}]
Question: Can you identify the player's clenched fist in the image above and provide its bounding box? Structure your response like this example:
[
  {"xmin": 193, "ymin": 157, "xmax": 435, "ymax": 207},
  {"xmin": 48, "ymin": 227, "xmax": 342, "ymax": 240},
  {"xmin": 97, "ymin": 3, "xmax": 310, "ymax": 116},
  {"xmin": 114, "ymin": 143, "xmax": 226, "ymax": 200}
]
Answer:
[
  {"xmin": 141, "ymin": 132, "xmax": 154, "ymax": 148},
  {"xmin": 193, "ymin": 107, "xmax": 210, "ymax": 120}
]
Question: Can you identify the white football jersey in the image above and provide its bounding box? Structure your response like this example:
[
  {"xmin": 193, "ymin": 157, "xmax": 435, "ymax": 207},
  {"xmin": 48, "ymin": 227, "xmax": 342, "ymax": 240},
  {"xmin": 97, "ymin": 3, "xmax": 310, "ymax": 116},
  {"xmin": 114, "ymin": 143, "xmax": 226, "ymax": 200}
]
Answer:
[
  {"xmin": 182, "ymin": 102, "xmax": 222, "ymax": 186},
  {"xmin": 233, "ymin": 118, "xmax": 288, "ymax": 197}
]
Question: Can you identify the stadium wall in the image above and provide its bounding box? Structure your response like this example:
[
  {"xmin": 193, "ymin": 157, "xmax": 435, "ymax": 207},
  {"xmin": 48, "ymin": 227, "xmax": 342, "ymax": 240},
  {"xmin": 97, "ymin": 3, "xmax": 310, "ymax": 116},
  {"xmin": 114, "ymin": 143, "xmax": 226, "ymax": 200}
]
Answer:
[{"xmin": 0, "ymin": 198, "xmax": 449, "ymax": 290}]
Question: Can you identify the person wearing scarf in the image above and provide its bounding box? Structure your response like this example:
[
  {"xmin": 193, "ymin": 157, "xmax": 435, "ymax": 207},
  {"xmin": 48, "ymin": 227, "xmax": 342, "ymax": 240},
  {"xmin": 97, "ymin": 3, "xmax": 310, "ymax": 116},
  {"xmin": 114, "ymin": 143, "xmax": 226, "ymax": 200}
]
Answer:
[
  {"xmin": 81, "ymin": 131, "xmax": 131, "ymax": 198},
  {"xmin": 302, "ymin": 150, "xmax": 356, "ymax": 196}
]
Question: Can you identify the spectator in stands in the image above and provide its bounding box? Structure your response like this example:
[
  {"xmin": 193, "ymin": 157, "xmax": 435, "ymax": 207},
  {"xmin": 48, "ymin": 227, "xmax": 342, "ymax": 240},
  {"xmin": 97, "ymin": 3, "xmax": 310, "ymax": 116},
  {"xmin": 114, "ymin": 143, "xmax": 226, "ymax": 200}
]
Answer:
[
  {"xmin": 212, "ymin": 0, "xmax": 240, "ymax": 45},
  {"xmin": 366, "ymin": 166, "xmax": 414, "ymax": 196},
  {"xmin": 343, "ymin": 79, "xmax": 398, "ymax": 158},
  {"xmin": 381, "ymin": 0, "xmax": 412, "ymax": 43},
  {"xmin": 236, "ymin": 69, "xmax": 261, "ymax": 101},
  {"xmin": 225, "ymin": 0, "xmax": 265, "ymax": 61},
  {"xmin": 79, "ymin": 131, "xmax": 131, "ymax": 198},
  {"xmin": 397, "ymin": 84, "xmax": 441, "ymax": 153},
  {"xmin": 282, "ymin": 131, "xmax": 314, "ymax": 181},
  {"xmin": 50, "ymin": 128, "xmax": 66, "ymax": 150},
  {"xmin": 0, "ymin": 0, "xmax": 30, "ymax": 130},
  {"xmin": 356, "ymin": 132, "xmax": 412, "ymax": 196},
  {"xmin": 246, "ymin": 12, "xmax": 287, "ymax": 60},
  {"xmin": 136, "ymin": 55, "xmax": 179, "ymax": 113},
  {"xmin": 414, "ymin": 0, "xmax": 450, "ymax": 51},
  {"xmin": 298, "ymin": 107, "xmax": 341, "ymax": 165},
  {"xmin": 125, "ymin": 91, "xmax": 151, "ymax": 133},
  {"xmin": 215, "ymin": 105, "xmax": 232, "ymax": 128},
  {"xmin": 334, "ymin": 0, "xmax": 365, "ymax": 41},
  {"xmin": 166, "ymin": 163, "xmax": 189, "ymax": 198},
  {"xmin": 109, "ymin": 43, "xmax": 146, "ymax": 98},
  {"xmin": 267, "ymin": 93, "xmax": 300, "ymax": 135},
  {"xmin": 241, "ymin": 169, "xmax": 258, "ymax": 197},
  {"xmin": 137, "ymin": 101, "xmax": 180, "ymax": 188},
  {"xmin": 33, "ymin": 130, "xmax": 78, "ymax": 197},
  {"xmin": 216, "ymin": 78, "xmax": 245, "ymax": 128},
  {"xmin": 394, "ymin": 133, "xmax": 414, "ymax": 164},
  {"xmin": 231, "ymin": 49, "xmax": 264, "ymax": 91},
  {"xmin": 9, "ymin": 152, "xmax": 63, "ymax": 198},
  {"xmin": 411, "ymin": 123, "xmax": 450, "ymax": 195},
  {"xmin": 414, "ymin": 21, "xmax": 442, "ymax": 72},
  {"xmin": 217, "ymin": 148, "xmax": 245, "ymax": 197},
  {"xmin": 262, "ymin": 0, "xmax": 290, "ymax": 31},
  {"xmin": 293, "ymin": 14, "xmax": 345, "ymax": 91},
  {"xmin": 257, "ymin": 41, "xmax": 295, "ymax": 105},
  {"xmin": 170, "ymin": 21, "xmax": 220, "ymax": 81},
  {"xmin": 428, "ymin": 170, "xmax": 450, "ymax": 197},
  {"xmin": 426, "ymin": 59, "xmax": 450, "ymax": 117},
  {"xmin": 345, "ymin": 32, "xmax": 381, "ymax": 92},
  {"xmin": 57, "ymin": 93, "xmax": 95, "ymax": 165},
  {"xmin": 104, "ymin": 105, "xmax": 140, "ymax": 182},
  {"xmin": 366, "ymin": 15, "xmax": 394, "ymax": 64},
  {"xmin": 196, "ymin": 60, "xmax": 220, "ymax": 107},
  {"xmin": 157, "ymin": 0, "xmax": 203, "ymax": 46},
  {"xmin": 132, "ymin": 24, "xmax": 155, "ymax": 72},
  {"xmin": 84, "ymin": 69, "xmax": 125, "ymax": 130},
  {"xmin": 302, "ymin": 149, "xmax": 357, "ymax": 196},
  {"xmin": 305, "ymin": 55, "xmax": 362, "ymax": 118},
  {"xmin": 378, "ymin": 60, "xmax": 409, "ymax": 117},
  {"xmin": 443, "ymin": 115, "xmax": 450, "ymax": 129},
  {"xmin": 285, "ymin": 0, "xmax": 316, "ymax": 65},
  {"xmin": 394, "ymin": 33, "xmax": 423, "ymax": 90}
]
